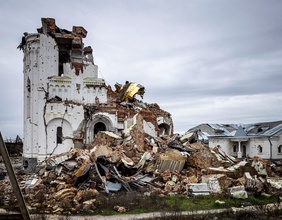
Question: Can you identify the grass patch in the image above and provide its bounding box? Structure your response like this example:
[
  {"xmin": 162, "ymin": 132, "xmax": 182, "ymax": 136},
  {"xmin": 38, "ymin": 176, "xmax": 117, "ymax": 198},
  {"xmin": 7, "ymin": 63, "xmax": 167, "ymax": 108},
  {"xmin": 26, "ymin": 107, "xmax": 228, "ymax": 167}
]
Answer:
[{"xmin": 90, "ymin": 192, "xmax": 279, "ymax": 215}]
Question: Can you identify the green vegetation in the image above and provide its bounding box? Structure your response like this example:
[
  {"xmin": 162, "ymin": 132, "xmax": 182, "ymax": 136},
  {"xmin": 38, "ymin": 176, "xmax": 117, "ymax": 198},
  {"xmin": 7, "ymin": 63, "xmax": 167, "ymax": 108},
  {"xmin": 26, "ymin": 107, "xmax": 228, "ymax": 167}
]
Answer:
[
  {"xmin": 1, "ymin": 191, "xmax": 280, "ymax": 219},
  {"xmin": 92, "ymin": 192, "xmax": 279, "ymax": 215}
]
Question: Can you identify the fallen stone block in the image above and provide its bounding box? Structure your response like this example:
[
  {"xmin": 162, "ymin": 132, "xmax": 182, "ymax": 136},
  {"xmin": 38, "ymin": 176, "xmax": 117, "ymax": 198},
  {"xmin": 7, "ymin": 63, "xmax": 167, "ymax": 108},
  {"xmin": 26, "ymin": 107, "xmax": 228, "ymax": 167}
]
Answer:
[
  {"xmin": 180, "ymin": 132, "xmax": 196, "ymax": 143},
  {"xmin": 82, "ymin": 199, "xmax": 96, "ymax": 212},
  {"xmin": 187, "ymin": 147, "xmax": 221, "ymax": 169},
  {"xmin": 251, "ymin": 156, "xmax": 269, "ymax": 176},
  {"xmin": 46, "ymin": 150, "xmax": 77, "ymax": 168},
  {"xmin": 267, "ymin": 178, "xmax": 282, "ymax": 189},
  {"xmin": 202, "ymin": 174, "xmax": 225, "ymax": 193},
  {"xmin": 208, "ymin": 178, "xmax": 221, "ymax": 194},
  {"xmin": 157, "ymin": 149, "xmax": 186, "ymax": 172},
  {"xmin": 114, "ymin": 205, "xmax": 127, "ymax": 213},
  {"xmin": 228, "ymin": 185, "xmax": 248, "ymax": 199},
  {"xmin": 187, "ymin": 183, "xmax": 210, "ymax": 196},
  {"xmin": 90, "ymin": 145, "xmax": 113, "ymax": 162},
  {"xmin": 92, "ymin": 131, "xmax": 122, "ymax": 147},
  {"xmin": 207, "ymin": 161, "xmax": 258, "ymax": 179},
  {"xmin": 53, "ymin": 187, "xmax": 78, "ymax": 201}
]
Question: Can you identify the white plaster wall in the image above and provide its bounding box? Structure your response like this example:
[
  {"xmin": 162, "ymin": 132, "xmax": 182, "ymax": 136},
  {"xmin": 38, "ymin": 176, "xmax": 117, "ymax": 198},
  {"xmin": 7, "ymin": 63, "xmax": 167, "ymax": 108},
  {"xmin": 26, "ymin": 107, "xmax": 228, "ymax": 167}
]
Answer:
[
  {"xmin": 62, "ymin": 63, "xmax": 106, "ymax": 104},
  {"xmin": 156, "ymin": 116, "xmax": 172, "ymax": 136},
  {"xmin": 83, "ymin": 64, "xmax": 98, "ymax": 78},
  {"xmin": 269, "ymin": 132, "xmax": 282, "ymax": 159},
  {"xmin": 209, "ymin": 138, "xmax": 231, "ymax": 154},
  {"xmin": 45, "ymin": 103, "xmax": 84, "ymax": 132},
  {"xmin": 248, "ymin": 138, "xmax": 271, "ymax": 159},
  {"xmin": 210, "ymin": 135, "xmax": 282, "ymax": 159},
  {"xmin": 23, "ymin": 34, "xmax": 58, "ymax": 159},
  {"xmin": 85, "ymin": 112, "xmax": 117, "ymax": 144},
  {"xmin": 41, "ymin": 118, "xmax": 74, "ymax": 162},
  {"xmin": 48, "ymin": 77, "xmax": 72, "ymax": 100},
  {"xmin": 63, "ymin": 63, "xmax": 83, "ymax": 102},
  {"xmin": 23, "ymin": 32, "xmax": 108, "ymax": 160},
  {"xmin": 143, "ymin": 121, "xmax": 157, "ymax": 137},
  {"xmin": 82, "ymin": 86, "xmax": 107, "ymax": 104}
]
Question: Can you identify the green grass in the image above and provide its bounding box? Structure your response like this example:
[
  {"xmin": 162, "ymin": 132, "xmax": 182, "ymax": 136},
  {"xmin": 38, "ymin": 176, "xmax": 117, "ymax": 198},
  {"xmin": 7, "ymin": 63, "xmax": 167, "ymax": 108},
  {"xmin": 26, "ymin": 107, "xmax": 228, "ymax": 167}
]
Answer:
[
  {"xmin": 90, "ymin": 192, "xmax": 279, "ymax": 215},
  {"xmin": 155, "ymin": 193, "xmax": 278, "ymax": 212}
]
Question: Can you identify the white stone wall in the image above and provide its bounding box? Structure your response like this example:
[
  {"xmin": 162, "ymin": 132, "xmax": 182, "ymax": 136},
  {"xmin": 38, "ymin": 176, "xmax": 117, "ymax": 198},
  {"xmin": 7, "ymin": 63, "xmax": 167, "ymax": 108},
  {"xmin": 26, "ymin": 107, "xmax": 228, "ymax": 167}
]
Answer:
[
  {"xmin": 23, "ymin": 34, "xmax": 58, "ymax": 159},
  {"xmin": 248, "ymin": 138, "xmax": 271, "ymax": 159},
  {"xmin": 269, "ymin": 132, "xmax": 282, "ymax": 159},
  {"xmin": 45, "ymin": 103, "xmax": 85, "ymax": 131},
  {"xmin": 23, "ymin": 32, "xmax": 109, "ymax": 161},
  {"xmin": 38, "ymin": 118, "xmax": 74, "ymax": 162},
  {"xmin": 209, "ymin": 133, "xmax": 282, "ymax": 159},
  {"xmin": 82, "ymin": 86, "xmax": 107, "ymax": 104},
  {"xmin": 85, "ymin": 112, "xmax": 117, "ymax": 144},
  {"xmin": 209, "ymin": 138, "xmax": 231, "ymax": 154},
  {"xmin": 143, "ymin": 121, "xmax": 157, "ymax": 137}
]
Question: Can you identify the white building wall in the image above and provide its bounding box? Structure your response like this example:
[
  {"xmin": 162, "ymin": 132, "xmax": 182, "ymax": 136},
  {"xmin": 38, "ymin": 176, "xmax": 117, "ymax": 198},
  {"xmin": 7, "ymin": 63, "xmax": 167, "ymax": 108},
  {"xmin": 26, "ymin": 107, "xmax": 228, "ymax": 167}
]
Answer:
[
  {"xmin": 209, "ymin": 138, "xmax": 231, "ymax": 154},
  {"xmin": 83, "ymin": 64, "xmax": 98, "ymax": 78},
  {"xmin": 61, "ymin": 63, "xmax": 107, "ymax": 104},
  {"xmin": 248, "ymin": 138, "xmax": 271, "ymax": 159},
  {"xmin": 85, "ymin": 112, "xmax": 117, "ymax": 144},
  {"xmin": 48, "ymin": 76, "xmax": 72, "ymax": 100},
  {"xmin": 23, "ymin": 33, "xmax": 58, "ymax": 159},
  {"xmin": 23, "ymin": 31, "xmax": 108, "ymax": 162},
  {"xmin": 143, "ymin": 121, "xmax": 157, "ymax": 137},
  {"xmin": 45, "ymin": 104, "xmax": 85, "ymax": 131},
  {"xmin": 269, "ymin": 132, "xmax": 282, "ymax": 159},
  {"xmin": 44, "ymin": 118, "xmax": 73, "ymax": 161}
]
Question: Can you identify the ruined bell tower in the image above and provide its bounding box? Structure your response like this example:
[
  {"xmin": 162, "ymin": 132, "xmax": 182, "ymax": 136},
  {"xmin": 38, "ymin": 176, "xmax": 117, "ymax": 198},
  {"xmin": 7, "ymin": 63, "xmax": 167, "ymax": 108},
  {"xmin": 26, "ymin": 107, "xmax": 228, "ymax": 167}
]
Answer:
[{"xmin": 22, "ymin": 19, "xmax": 60, "ymax": 170}]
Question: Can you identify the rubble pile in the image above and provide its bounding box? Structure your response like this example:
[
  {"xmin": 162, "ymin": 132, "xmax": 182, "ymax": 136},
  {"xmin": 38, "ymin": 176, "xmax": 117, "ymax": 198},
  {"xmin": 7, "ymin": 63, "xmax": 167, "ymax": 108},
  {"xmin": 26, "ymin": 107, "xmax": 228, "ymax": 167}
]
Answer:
[
  {"xmin": 4, "ymin": 17, "xmax": 280, "ymax": 216},
  {"xmin": 1, "ymin": 131, "xmax": 282, "ymax": 214}
]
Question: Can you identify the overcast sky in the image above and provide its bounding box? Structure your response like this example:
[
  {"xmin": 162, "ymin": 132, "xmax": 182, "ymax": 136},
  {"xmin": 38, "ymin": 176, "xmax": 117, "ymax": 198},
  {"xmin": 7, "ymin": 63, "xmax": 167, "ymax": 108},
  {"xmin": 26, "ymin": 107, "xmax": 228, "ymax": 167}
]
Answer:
[{"xmin": 1, "ymin": 0, "xmax": 282, "ymax": 139}]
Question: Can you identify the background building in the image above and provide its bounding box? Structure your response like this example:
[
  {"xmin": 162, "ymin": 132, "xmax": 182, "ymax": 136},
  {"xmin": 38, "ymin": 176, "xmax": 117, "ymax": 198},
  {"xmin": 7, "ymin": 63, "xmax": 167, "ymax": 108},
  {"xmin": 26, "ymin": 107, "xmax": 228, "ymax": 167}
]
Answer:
[{"xmin": 188, "ymin": 121, "xmax": 282, "ymax": 160}]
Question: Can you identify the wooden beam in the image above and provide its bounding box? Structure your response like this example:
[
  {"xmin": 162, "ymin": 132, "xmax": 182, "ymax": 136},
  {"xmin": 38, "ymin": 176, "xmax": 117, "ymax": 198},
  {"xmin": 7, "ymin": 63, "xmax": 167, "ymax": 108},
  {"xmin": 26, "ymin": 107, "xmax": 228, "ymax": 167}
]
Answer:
[{"xmin": 0, "ymin": 132, "xmax": 30, "ymax": 220}]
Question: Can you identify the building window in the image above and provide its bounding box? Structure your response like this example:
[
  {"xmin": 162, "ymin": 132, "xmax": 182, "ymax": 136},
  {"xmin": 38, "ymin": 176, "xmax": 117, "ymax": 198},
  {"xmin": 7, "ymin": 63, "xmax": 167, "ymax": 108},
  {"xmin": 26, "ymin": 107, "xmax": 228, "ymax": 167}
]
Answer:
[
  {"xmin": 57, "ymin": 126, "xmax": 63, "ymax": 144},
  {"xmin": 94, "ymin": 122, "xmax": 106, "ymax": 135},
  {"xmin": 257, "ymin": 145, "xmax": 263, "ymax": 154},
  {"xmin": 278, "ymin": 145, "xmax": 282, "ymax": 154},
  {"xmin": 233, "ymin": 145, "xmax": 237, "ymax": 153}
]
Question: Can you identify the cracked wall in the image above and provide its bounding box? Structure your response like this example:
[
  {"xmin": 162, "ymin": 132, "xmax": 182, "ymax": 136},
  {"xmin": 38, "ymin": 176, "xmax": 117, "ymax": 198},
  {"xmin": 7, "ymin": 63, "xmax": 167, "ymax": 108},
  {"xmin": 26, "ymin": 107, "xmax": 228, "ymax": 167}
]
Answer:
[{"xmin": 21, "ymin": 18, "xmax": 173, "ymax": 171}]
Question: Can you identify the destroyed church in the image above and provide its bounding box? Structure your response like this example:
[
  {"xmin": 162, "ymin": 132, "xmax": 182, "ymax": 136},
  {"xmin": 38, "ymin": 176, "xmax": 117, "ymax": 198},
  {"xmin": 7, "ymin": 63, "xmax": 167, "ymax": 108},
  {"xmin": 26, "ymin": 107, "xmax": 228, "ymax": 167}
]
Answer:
[
  {"xmin": 3, "ymin": 18, "xmax": 281, "ymax": 215},
  {"xmin": 21, "ymin": 18, "xmax": 173, "ymax": 171}
]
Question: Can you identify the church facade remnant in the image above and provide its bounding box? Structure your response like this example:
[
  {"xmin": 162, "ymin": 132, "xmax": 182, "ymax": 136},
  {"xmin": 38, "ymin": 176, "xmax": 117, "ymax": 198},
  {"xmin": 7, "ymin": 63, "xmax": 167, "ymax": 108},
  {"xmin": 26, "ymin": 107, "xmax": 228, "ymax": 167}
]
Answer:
[{"xmin": 21, "ymin": 18, "xmax": 173, "ymax": 171}]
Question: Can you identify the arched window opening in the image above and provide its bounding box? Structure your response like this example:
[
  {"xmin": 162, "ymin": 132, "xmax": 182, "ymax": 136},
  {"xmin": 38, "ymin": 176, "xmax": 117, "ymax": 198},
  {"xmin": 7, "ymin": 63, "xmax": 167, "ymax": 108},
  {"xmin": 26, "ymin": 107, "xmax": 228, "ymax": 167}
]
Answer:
[
  {"xmin": 94, "ymin": 122, "xmax": 106, "ymax": 135},
  {"xmin": 158, "ymin": 123, "xmax": 170, "ymax": 136},
  {"xmin": 27, "ymin": 78, "xmax": 31, "ymax": 118},
  {"xmin": 27, "ymin": 78, "xmax": 31, "ymax": 92},
  {"xmin": 242, "ymin": 145, "xmax": 247, "ymax": 158},
  {"xmin": 23, "ymin": 160, "xmax": 28, "ymax": 169},
  {"xmin": 57, "ymin": 126, "xmax": 63, "ymax": 144},
  {"xmin": 233, "ymin": 144, "xmax": 237, "ymax": 153},
  {"xmin": 257, "ymin": 145, "xmax": 263, "ymax": 154},
  {"xmin": 278, "ymin": 145, "xmax": 282, "ymax": 154}
]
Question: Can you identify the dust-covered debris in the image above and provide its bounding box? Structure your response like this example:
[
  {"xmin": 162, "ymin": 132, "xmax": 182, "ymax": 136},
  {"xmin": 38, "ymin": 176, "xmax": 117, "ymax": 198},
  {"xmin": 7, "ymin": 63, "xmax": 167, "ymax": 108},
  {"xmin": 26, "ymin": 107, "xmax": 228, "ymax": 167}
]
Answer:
[
  {"xmin": 1, "ymin": 17, "xmax": 282, "ymax": 216},
  {"xmin": 1, "ymin": 130, "xmax": 282, "ymax": 215}
]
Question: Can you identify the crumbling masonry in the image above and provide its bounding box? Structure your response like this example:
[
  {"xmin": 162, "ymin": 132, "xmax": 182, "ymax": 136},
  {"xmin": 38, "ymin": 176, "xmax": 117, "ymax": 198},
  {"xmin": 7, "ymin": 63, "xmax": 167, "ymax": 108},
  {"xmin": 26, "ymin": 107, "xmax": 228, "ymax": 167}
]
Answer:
[
  {"xmin": 0, "ymin": 17, "xmax": 279, "ymax": 215},
  {"xmin": 21, "ymin": 18, "xmax": 173, "ymax": 171}
]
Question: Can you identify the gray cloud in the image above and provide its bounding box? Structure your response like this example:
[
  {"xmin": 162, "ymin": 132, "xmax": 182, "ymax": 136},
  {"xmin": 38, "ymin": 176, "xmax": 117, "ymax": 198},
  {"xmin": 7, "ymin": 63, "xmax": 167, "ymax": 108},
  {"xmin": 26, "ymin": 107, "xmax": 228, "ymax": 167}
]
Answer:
[{"xmin": 1, "ymin": 0, "xmax": 282, "ymax": 137}]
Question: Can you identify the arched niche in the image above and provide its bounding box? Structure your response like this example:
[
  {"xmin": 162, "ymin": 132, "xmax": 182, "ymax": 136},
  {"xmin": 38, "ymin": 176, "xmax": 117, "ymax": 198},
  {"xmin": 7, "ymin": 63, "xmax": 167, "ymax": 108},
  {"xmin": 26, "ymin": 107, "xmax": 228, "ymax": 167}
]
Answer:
[{"xmin": 85, "ymin": 114, "xmax": 114, "ymax": 144}]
